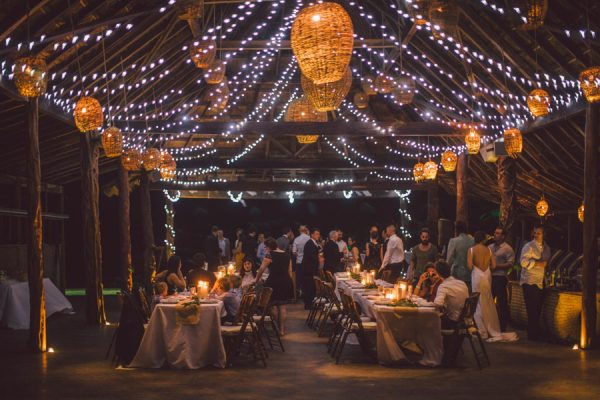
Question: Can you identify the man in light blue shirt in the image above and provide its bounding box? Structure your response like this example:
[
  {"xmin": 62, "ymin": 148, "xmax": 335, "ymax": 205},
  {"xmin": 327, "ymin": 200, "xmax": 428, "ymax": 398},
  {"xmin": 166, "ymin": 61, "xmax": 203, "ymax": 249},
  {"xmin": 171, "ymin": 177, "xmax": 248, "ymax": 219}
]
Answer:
[{"xmin": 446, "ymin": 221, "xmax": 474, "ymax": 287}]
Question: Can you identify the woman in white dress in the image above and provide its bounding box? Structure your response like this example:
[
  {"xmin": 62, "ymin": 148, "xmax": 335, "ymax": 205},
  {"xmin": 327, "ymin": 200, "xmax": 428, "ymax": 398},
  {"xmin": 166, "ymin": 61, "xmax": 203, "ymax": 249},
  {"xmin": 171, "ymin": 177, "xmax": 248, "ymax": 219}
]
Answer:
[{"xmin": 468, "ymin": 231, "xmax": 517, "ymax": 342}]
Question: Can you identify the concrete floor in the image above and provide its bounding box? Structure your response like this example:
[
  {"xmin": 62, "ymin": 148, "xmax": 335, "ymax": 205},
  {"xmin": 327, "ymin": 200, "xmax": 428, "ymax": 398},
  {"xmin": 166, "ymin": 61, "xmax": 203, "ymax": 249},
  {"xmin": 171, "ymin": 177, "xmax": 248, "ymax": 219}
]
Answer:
[{"xmin": 1, "ymin": 297, "xmax": 599, "ymax": 400}]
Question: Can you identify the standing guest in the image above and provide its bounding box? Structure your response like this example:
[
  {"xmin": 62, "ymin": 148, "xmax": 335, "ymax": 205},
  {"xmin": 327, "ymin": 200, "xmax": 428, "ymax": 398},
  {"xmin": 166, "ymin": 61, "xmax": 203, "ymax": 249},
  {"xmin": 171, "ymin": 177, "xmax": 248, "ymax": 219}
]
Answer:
[
  {"xmin": 446, "ymin": 221, "xmax": 474, "ymax": 287},
  {"xmin": 186, "ymin": 252, "xmax": 216, "ymax": 288},
  {"xmin": 520, "ymin": 226, "xmax": 550, "ymax": 341},
  {"xmin": 364, "ymin": 226, "xmax": 383, "ymax": 269},
  {"xmin": 233, "ymin": 228, "xmax": 245, "ymax": 268},
  {"xmin": 256, "ymin": 233, "xmax": 267, "ymax": 262},
  {"xmin": 165, "ymin": 255, "xmax": 186, "ymax": 295},
  {"xmin": 408, "ymin": 228, "xmax": 439, "ymax": 284},
  {"xmin": 378, "ymin": 224, "xmax": 405, "ymax": 282},
  {"xmin": 211, "ymin": 277, "xmax": 241, "ymax": 324},
  {"xmin": 242, "ymin": 228, "xmax": 258, "ymax": 264},
  {"xmin": 324, "ymin": 230, "xmax": 343, "ymax": 273},
  {"xmin": 204, "ymin": 226, "xmax": 221, "ymax": 271},
  {"xmin": 301, "ymin": 228, "xmax": 321, "ymax": 309},
  {"xmin": 277, "ymin": 227, "xmax": 294, "ymax": 252},
  {"xmin": 489, "ymin": 227, "xmax": 515, "ymax": 332},
  {"xmin": 336, "ymin": 229, "xmax": 348, "ymax": 255},
  {"xmin": 381, "ymin": 229, "xmax": 389, "ymax": 256},
  {"xmin": 256, "ymin": 238, "xmax": 294, "ymax": 335},
  {"xmin": 414, "ymin": 263, "xmax": 443, "ymax": 302},
  {"xmin": 347, "ymin": 236, "xmax": 361, "ymax": 265},
  {"xmin": 217, "ymin": 229, "xmax": 231, "ymax": 263},
  {"xmin": 292, "ymin": 225, "xmax": 310, "ymax": 294},
  {"xmin": 240, "ymin": 258, "xmax": 257, "ymax": 290}
]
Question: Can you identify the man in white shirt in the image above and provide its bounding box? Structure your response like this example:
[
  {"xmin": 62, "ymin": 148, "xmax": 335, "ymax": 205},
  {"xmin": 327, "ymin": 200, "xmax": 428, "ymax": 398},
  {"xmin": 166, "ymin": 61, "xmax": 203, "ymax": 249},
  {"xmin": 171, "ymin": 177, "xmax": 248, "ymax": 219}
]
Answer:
[
  {"xmin": 378, "ymin": 224, "xmax": 405, "ymax": 282},
  {"xmin": 336, "ymin": 229, "xmax": 348, "ymax": 254},
  {"xmin": 292, "ymin": 225, "xmax": 310, "ymax": 294},
  {"xmin": 432, "ymin": 261, "xmax": 469, "ymax": 328},
  {"xmin": 519, "ymin": 226, "xmax": 550, "ymax": 341}
]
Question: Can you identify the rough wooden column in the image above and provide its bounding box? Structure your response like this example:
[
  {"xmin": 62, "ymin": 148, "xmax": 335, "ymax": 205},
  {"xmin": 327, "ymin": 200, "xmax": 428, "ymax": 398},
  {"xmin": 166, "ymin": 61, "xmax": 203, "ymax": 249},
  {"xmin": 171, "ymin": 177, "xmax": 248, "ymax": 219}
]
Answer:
[
  {"xmin": 456, "ymin": 153, "xmax": 468, "ymax": 225},
  {"xmin": 498, "ymin": 156, "xmax": 517, "ymax": 245},
  {"xmin": 117, "ymin": 163, "xmax": 132, "ymax": 292},
  {"xmin": 26, "ymin": 98, "xmax": 46, "ymax": 352},
  {"xmin": 140, "ymin": 172, "xmax": 155, "ymax": 292},
  {"xmin": 80, "ymin": 134, "xmax": 106, "ymax": 325},
  {"xmin": 427, "ymin": 184, "xmax": 439, "ymax": 239},
  {"xmin": 581, "ymin": 102, "xmax": 599, "ymax": 350}
]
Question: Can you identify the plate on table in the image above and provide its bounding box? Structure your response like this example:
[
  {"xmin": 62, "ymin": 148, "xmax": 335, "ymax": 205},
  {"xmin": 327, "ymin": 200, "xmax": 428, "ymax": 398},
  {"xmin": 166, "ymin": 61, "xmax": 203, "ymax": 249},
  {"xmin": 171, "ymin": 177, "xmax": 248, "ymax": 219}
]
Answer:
[
  {"xmin": 160, "ymin": 297, "xmax": 181, "ymax": 304},
  {"xmin": 199, "ymin": 299, "xmax": 219, "ymax": 304},
  {"xmin": 367, "ymin": 295, "xmax": 384, "ymax": 300}
]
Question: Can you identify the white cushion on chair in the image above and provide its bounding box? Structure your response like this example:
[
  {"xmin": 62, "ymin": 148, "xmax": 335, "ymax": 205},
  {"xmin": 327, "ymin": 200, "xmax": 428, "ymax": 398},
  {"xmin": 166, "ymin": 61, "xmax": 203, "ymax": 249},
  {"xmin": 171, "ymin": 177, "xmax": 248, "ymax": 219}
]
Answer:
[
  {"xmin": 221, "ymin": 324, "xmax": 253, "ymax": 335},
  {"xmin": 352, "ymin": 321, "xmax": 377, "ymax": 331},
  {"xmin": 252, "ymin": 315, "xmax": 272, "ymax": 322}
]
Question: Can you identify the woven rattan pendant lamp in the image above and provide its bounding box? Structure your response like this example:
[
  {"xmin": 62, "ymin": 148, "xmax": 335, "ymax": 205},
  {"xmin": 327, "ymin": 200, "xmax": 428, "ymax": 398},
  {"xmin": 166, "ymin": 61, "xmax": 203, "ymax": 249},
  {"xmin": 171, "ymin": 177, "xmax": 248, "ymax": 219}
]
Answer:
[
  {"xmin": 190, "ymin": 39, "xmax": 217, "ymax": 69},
  {"xmin": 101, "ymin": 127, "xmax": 123, "ymax": 158},
  {"xmin": 14, "ymin": 57, "xmax": 48, "ymax": 98},
  {"xmin": 503, "ymin": 128, "xmax": 522, "ymax": 157},
  {"xmin": 291, "ymin": 2, "xmax": 354, "ymax": 85},
  {"xmin": 74, "ymin": 97, "xmax": 103, "ymax": 132},
  {"xmin": 159, "ymin": 152, "xmax": 177, "ymax": 181},
  {"xmin": 204, "ymin": 59, "xmax": 226, "ymax": 84},
  {"xmin": 285, "ymin": 96, "xmax": 327, "ymax": 144},
  {"xmin": 301, "ymin": 68, "xmax": 352, "ymax": 112},
  {"xmin": 121, "ymin": 149, "xmax": 142, "ymax": 171},
  {"xmin": 441, "ymin": 150, "xmax": 457, "ymax": 172}
]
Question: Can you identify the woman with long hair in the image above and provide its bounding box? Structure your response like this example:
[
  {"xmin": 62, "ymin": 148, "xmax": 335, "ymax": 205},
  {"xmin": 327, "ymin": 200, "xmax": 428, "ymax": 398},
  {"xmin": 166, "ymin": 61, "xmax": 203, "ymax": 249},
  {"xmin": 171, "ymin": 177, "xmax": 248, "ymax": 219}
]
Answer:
[{"xmin": 165, "ymin": 255, "xmax": 186, "ymax": 295}]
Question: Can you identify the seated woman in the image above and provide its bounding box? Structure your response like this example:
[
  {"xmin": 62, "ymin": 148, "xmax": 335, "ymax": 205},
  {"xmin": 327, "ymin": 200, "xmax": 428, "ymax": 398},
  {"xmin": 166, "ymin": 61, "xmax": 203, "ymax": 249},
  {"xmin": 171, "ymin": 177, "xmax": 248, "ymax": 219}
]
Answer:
[
  {"xmin": 240, "ymin": 258, "xmax": 257, "ymax": 290},
  {"xmin": 414, "ymin": 262, "xmax": 443, "ymax": 301},
  {"xmin": 211, "ymin": 277, "xmax": 241, "ymax": 324},
  {"xmin": 165, "ymin": 255, "xmax": 186, "ymax": 295}
]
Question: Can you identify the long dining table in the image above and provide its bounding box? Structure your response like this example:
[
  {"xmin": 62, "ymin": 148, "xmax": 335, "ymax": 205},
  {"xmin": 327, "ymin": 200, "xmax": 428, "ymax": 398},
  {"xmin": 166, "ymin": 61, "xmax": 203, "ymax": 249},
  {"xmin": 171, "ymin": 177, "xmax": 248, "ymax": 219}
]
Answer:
[{"xmin": 335, "ymin": 272, "xmax": 443, "ymax": 367}]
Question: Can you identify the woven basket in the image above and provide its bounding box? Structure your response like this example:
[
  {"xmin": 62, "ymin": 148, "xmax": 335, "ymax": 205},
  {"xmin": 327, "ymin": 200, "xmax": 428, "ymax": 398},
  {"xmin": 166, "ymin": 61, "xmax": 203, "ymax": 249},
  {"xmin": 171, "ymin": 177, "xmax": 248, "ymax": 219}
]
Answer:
[
  {"xmin": 527, "ymin": 89, "xmax": 550, "ymax": 117},
  {"xmin": 204, "ymin": 59, "xmax": 226, "ymax": 84},
  {"xmin": 465, "ymin": 128, "xmax": 480, "ymax": 154},
  {"xmin": 189, "ymin": 39, "xmax": 216, "ymax": 69},
  {"xmin": 101, "ymin": 126, "xmax": 123, "ymax": 158},
  {"xmin": 360, "ymin": 75, "xmax": 376, "ymax": 95},
  {"xmin": 536, "ymin": 196, "xmax": 549, "ymax": 217},
  {"xmin": 205, "ymin": 80, "xmax": 229, "ymax": 116},
  {"xmin": 14, "ymin": 57, "xmax": 48, "ymax": 97},
  {"xmin": 429, "ymin": 0, "xmax": 459, "ymax": 39},
  {"xmin": 522, "ymin": 0, "xmax": 548, "ymax": 30},
  {"xmin": 296, "ymin": 135, "xmax": 319, "ymax": 144},
  {"xmin": 373, "ymin": 75, "xmax": 395, "ymax": 94},
  {"xmin": 302, "ymin": 68, "xmax": 352, "ymax": 112},
  {"xmin": 353, "ymin": 91, "xmax": 368, "ymax": 109},
  {"xmin": 159, "ymin": 152, "xmax": 177, "ymax": 181},
  {"xmin": 579, "ymin": 67, "xmax": 600, "ymax": 103},
  {"xmin": 413, "ymin": 162, "xmax": 425, "ymax": 182},
  {"xmin": 74, "ymin": 97, "xmax": 103, "ymax": 132},
  {"xmin": 503, "ymin": 128, "xmax": 522, "ymax": 157},
  {"xmin": 285, "ymin": 96, "xmax": 328, "ymax": 122},
  {"xmin": 441, "ymin": 150, "xmax": 457, "ymax": 172},
  {"xmin": 423, "ymin": 160, "xmax": 438, "ymax": 180},
  {"xmin": 176, "ymin": 0, "xmax": 203, "ymax": 20},
  {"xmin": 407, "ymin": 0, "xmax": 430, "ymax": 25},
  {"xmin": 121, "ymin": 149, "xmax": 142, "ymax": 171},
  {"xmin": 142, "ymin": 148, "xmax": 161, "ymax": 171},
  {"xmin": 392, "ymin": 77, "xmax": 416, "ymax": 104},
  {"xmin": 291, "ymin": 2, "xmax": 354, "ymax": 84}
]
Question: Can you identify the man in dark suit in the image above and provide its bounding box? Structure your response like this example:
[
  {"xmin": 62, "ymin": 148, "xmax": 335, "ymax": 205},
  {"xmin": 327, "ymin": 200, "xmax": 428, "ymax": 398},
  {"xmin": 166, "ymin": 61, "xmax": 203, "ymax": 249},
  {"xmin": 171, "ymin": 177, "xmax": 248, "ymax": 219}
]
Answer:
[
  {"xmin": 204, "ymin": 226, "xmax": 221, "ymax": 271},
  {"xmin": 301, "ymin": 228, "xmax": 321, "ymax": 309},
  {"xmin": 323, "ymin": 230, "xmax": 342, "ymax": 273}
]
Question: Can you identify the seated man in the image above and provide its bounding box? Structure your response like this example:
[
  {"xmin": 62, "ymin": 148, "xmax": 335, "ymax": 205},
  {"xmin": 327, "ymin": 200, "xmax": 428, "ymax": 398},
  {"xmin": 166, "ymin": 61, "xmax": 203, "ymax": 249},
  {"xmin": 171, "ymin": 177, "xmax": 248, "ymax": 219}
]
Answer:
[{"xmin": 432, "ymin": 260, "xmax": 468, "ymax": 329}]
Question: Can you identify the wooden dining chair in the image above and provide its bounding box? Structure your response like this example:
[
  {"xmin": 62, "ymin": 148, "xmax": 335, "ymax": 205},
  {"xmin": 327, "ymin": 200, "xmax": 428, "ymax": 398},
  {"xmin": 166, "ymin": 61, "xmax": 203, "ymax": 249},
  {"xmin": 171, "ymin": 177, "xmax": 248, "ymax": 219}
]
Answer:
[
  {"xmin": 252, "ymin": 287, "xmax": 285, "ymax": 353},
  {"xmin": 333, "ymin": 292, "xmax": 377, "ymax": 364},
  {"xmin": 316, "ymin": 282, "xmax": 343, "ymax": 337},
  {"xmin": 328, "ymin": 288, "xmax": 352, "ymax": 356},
  {"xmin": 306, "ymin": 277, "xmax": 328, "ymax": 329}
]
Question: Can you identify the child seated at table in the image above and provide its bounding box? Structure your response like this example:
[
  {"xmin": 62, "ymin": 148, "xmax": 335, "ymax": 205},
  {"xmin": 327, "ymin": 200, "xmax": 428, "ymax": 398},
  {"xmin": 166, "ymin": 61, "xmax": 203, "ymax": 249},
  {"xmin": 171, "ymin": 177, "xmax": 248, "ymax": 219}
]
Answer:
[
  {"xmin": 211, "ymin": 277, "xmax": 241, "ymax": 324},
  {"xmin": 151, "ymin": 282, "xmax": 168, "ymax": 311},
  {"xmin": 229, "ymin": 275, "xmax": 243, "ymax": 297}
]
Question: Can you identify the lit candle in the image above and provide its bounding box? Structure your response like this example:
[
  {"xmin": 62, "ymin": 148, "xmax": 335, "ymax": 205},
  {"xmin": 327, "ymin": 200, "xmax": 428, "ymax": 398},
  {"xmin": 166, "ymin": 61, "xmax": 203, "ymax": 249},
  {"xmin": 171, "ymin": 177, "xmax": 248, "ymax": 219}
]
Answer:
[
  {"xmin": 227, "ymin": 262, "xmax": 236, "ymax": 275},
  {"xmin": 399, "ymin": 283, "xmax": 407, "ymax": 299},
  {"xmin": 216, "ymin": 271, "xmax": 224, "ymax": 279},
  {"xmin": 197, "ymin": 281, "xmax": 209, "ymax": 299}
]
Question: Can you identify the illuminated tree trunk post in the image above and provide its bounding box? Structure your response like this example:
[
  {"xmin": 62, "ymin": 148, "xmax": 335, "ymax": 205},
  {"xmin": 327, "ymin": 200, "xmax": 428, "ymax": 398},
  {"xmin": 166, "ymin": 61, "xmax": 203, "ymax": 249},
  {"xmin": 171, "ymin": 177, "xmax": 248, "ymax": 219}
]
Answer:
[
  {"xmin": 456, "ymin": 153, "xmax": 468, "ymax": 226},
  {"xmin": 117, "ymin": 163, "xmax": 133, "ymax": 292}
]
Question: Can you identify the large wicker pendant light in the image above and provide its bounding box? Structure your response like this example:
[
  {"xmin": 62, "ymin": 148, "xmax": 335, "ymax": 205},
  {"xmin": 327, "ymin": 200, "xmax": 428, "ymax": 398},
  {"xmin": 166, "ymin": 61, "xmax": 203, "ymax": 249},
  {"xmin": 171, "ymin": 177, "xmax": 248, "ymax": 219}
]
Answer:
[
  {"xmin": 503, "ymin": 128, "xmax": 523, "ymax": 157},
  {"xmin": 465, "ymin": 127, "xmax": 480, "ymax": 154},
  {"xmin": 101, "ymin": 126, "xmax": 123, "ymax": 158},
  {"xmin": 285, "ymin": 96, "xmax": 328, "ymax": 122},
  {"xmin": 14, "ymin": 57, "xmax": 48, "ymax": 97},
  {"xmin": 579, "ymin": 67, "xmax": 600, "ymax": 103},
  {"xmin": 354, "ymin": 91, "xmax": 369, "ymax": 109},
  {"xmin": 190, "ymin": 39, "xmax": 217, "ymax": 69},
  {"xmin": 204, "ymin": 59, "xmax": 226, "ymax": 84},
  {"xmin": 176, "ymin": 0, "xmax": 203, "ymax": 20},
  {"xmin": 74, "ymin": 97, "xmax": 103, "ymax": 132},
  {"xmin": 441, "ymin": 150, "xmax": 457, "ymax": 172},
  {"xmin": 159, "ymin": 152, "xmax": 177, "ymax": 181},
  {"xmin": 301, "ymin": 68, "xmax": 352, "ymax": 112},
  {"xmin": 291, "ymin": 2, "xmax": 354, "ymax": 85},
  {"xmin": 429, "ymin": 0, "xmax": 459, "ymax": 39},
  {"xmin": 142, "ymin": 148, "xmax": 161, "ymax": 171},
  {"xmin": 407, "ymin": 0, "xmax": 430, "ymax": 25},
  {"xmin": 121, "ymin": 149, "xmax": 142, "ymax": 171},
  {"xmin": 392, "ymin": 77, "xmax": 416, "ymax": 105},
  {"xmin": 578, "ymin": 202, "xmax": 584, "ymax": 223},
  {"xmin": 423, "ymin": 160, "xmax": 438, "ymax": 180},
  {"xmin": 527, "ymin": 89, "xmax": 550, "ymax": 117},
  {"xmin": 373, "ymin": 74, "xmax": 395, "ymax": 94},
  {"xmin": 413, "ymin": 161, "xmax": 425, "ymax": 182},
  {"xmin": 536, "ymin": 195, "xmax": 549, "ymax": 217},
  {"xmin": 522, "ymin": 0, "xmax": 548, "ymax": 30}
]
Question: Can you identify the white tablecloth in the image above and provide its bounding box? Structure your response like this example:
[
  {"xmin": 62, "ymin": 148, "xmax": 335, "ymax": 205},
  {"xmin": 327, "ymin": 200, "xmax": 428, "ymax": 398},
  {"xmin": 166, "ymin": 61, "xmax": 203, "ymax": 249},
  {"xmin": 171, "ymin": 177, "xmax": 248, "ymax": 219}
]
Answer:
[
  {"xmin": 129, "ymin": 302, "xmax": 227, "ymax": 369},
  {"xmin": 0, "ymin": 278, "xmax": 73, "ymax": 330},
  {"xmin": 335, "ymin": 273, "xmax": 443, "ymax": 367}
]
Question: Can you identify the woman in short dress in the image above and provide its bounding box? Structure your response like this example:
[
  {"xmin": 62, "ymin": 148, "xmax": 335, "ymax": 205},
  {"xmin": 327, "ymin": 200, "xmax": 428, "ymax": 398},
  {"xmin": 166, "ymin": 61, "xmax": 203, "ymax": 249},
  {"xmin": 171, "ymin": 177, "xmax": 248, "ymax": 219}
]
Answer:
[{"xmin": 255, "ymin": 238, "xmax": 294, "ymax": 335}]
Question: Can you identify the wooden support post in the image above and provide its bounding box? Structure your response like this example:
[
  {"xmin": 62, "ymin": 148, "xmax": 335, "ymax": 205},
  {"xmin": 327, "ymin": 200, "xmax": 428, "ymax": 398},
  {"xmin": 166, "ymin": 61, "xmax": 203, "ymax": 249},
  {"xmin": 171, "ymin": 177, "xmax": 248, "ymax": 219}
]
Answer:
[
  {"xmin": 498, "ymin": 156, "xmax": 517, "ymax": 245},
  {"xmin": 26, "ymin": 98, "xmax": 46, "ymax": 352},
  {"xmin": 140, "ymin": 172, "xmax": 155, "ymax": 292},
  {"xmin": 80, "ymin": 134, "xmax": 106, "ymax": 325},
  {"xmin": 427, "ymin": 184, "xmax": 439, "ymax": 240},
  {"xmin": 581, "ymin": 102, "xmax": 599, "ymax": 349},
  {"xmin": 117, "ymin": 163, "xmax": 133, "ymax": 292},
  {"xmin": 456, "ymin": 153, "xmax": 468, "ymax": 225}
]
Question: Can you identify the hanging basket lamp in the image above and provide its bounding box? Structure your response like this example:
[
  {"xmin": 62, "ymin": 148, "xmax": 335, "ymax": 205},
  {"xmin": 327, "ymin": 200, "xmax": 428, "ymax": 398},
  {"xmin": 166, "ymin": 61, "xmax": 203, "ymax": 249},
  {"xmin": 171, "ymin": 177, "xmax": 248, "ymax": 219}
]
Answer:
[
  {"xmin": 360, "ymin": 75, "xmax": 376, "ymax": 95},
  {"xmin": 74, "ymin": 97, "xmax": 103, "ymax": 132},
  {"xmin": 205, "ymin": 80, "xmax": 230, "ymax": 116},
  {"xmin": 189, "ymin": 39, "xmax": 216, "ymax": 69},
  {"xmin": 413, "ymin": 161, "xmax": 425, "ymax": 182},
  {"xmin": 296, "ymin": 135, "xmax": 319, "ymax": 144},
  {"xmin": 522, "ymin": 0, "xmax": 548, "ymax": 30},
  {"xmin": 101, "ymin": 126, "xmax": 123, "ymax": 158},
  {"xmin": 373, "ymin": 74, "xmax": 395, "ymax": 94},
  {"xmin": 536, "ymin": 195, "xmax": 549, "ymax": 217},
  {"xmin": 429, "ymin": 0, "xmax": 459, "ymax": 39},
  {"xmin": 203, "ymin": 59, "xmax": 226, "ymax": 84},
  {"xmin": 285, "ymin": 96, "xmax": 328, "ymax": 122},
  {"xmin": 423, "ymin": 160, "xmax": 438, "ymax": 180},
  {"xmin": 142, "ymin": 148, "xmax": 161, "ymax": 171},
  {"xmin": 121, "ymin": 149, "xmax": 142, "ymax": 171},
  {"xmin": 407, "ymin": 0, "xmax": 431, "ymax": 25},
  {"xmin": 354, "ymin": 91, "xmax": 369, "ymax": 109},
  {"xmin": 503, "ymin": 128, "xmax": 523, "ymax": 157},
  {"xmin": 392, "ymin": 77, "xmax": 416, "ymax": 104},
  {"xmin": 578, "ymin": 202, "xmax": 584, "ymax": 223},
  {"xmin": 176, "ymin": 0, "xmax": 203, "ymax": 20},
  {"xmin": 291, "ymin": 2, "xmax": 354, "ymax": 85},
  {"xmin": 465, "ymin": 127, "xmax": 480, "ymax": 154},
  {"xmin": 159, "ymin": 152, "xmax": 177, "ymax": 181},
  {"xmin": 14, "ymin": 57, "xmax": 48, "ymax": 98},
  {"xmin": 301, "ymin": 68, "xmax": 352, "ymax": 112},
  {"xmin": 579, "ymin": 67, "xmax": 600, "ymax": 103},
  {"xmin": 441, "ymin": 150, "xmax": 457, "ymax": 172},
  {"xmin": 527, "ymin": 88, "xmax": 550, "ymax": 117}
]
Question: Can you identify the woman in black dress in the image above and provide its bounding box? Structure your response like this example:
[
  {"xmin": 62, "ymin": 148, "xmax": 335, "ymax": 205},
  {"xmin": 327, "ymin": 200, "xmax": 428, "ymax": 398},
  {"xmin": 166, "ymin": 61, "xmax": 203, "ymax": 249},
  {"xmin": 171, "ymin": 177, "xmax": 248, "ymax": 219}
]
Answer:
[
  {"xmin": 364, "ymin": 226, "xmax": 383, "ymax": 269},
  {"xmin": 255, "ymin": 238, "xmax": 293, "ymax": 335}
]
